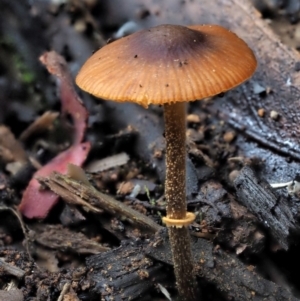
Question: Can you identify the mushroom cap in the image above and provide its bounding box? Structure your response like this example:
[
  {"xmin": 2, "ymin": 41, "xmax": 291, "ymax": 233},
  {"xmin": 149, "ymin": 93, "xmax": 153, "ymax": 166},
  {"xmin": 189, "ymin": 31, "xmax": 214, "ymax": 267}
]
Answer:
[{"xmin": 76, "ymin": 24, "xmax": 257, "ymax": 107}]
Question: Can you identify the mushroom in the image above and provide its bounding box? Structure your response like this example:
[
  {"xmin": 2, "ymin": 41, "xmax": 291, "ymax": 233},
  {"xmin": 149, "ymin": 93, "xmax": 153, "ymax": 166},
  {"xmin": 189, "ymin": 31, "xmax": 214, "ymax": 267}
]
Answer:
[{"xmin": 76, "ymin": 24, "xmax": 257, "ymax": 301}]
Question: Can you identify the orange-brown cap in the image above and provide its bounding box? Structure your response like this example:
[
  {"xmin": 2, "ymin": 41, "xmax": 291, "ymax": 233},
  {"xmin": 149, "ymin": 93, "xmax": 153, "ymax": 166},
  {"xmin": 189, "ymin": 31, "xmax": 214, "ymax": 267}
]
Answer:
[{"xmin": 76, "ymin": 24, "xmax": 257, "ymax": 108}]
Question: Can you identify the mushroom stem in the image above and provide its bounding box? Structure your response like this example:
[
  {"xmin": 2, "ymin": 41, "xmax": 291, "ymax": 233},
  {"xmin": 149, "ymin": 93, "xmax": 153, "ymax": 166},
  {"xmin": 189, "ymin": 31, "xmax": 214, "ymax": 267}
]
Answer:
[
  {"xmin": 164, "ymin": 102, "xmax": 186, "ymax": 219},
  {"xmin": 164, "ymin": 102, "xmax": 198, "ymax": 301}
]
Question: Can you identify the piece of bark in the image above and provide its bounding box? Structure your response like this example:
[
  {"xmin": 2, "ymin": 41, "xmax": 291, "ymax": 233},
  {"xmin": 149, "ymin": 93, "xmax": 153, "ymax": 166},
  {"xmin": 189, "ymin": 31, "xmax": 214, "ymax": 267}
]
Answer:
[
  {"xmin": 86, "ymin": 241, "xmax": 171, "ymax": 301},
  {"xmin": 29, "ymin": 224, "xmax": 110, "ymax": 255},
  {"xmin": 0, "ymin": 258, "xmax": 25, "ymax": 278},
  {"xmin": 38, "ymin": 172, "xmax": 103, "ymax": 215},
  {"xmin": 233, "ymin": 166, "xmax": 298, "ymax": 250},
  {"xmin": 39, "ymin": 172, "xmax": 162, "ymax": 233},
  {"xmin": 146, "ymin": 229, "xmax": 300, "ymax": 301}
]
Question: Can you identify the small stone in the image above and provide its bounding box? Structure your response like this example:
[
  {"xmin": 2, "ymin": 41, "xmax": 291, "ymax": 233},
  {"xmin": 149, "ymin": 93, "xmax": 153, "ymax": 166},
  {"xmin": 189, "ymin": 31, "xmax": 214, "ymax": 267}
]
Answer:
[
  {"xmin": 187, "ymin": 114, "xmax": 201, "ymax": 123},
  {"xmin": 223, "ymin": 131, "xmax": 236, "ymax": 143},
  {"xmin": 257, "ymin": 108, "xmax": 265, "ymax": 117},
  {"xmin": 253, "ymin": 82, "xmax": 266, "ymax": 94},
  {"xmin": 265, "ymin": 86, "xmax": 272, "ymax": 94},
  {"xmin": 247, "ymin": 265, "xmax": 255, "ymax": 272},
  {"xmin": 186, "ymin": 128, "xmax": 203, "ymax": 142},
  {"xmin": 153, "ymin": 149, "xmax": 163, "ymax": 159},
  {"xmin": 270, "ymin": 110, "xmax": 279, "ymax": 120},
  {"xmin": 229, "ymin": 170, "xmax": 240, "ymax": 183},
  {"xmin": 74, "ymin": 20, "xmax": 87, "ymax": 33}
]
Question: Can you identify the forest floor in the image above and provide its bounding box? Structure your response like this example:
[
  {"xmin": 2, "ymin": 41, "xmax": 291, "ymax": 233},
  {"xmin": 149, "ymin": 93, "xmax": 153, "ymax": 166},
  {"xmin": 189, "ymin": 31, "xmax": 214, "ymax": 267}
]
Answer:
[{"xmin": 1, "ymin": 0, "xmax": 300, "ymax": 300}]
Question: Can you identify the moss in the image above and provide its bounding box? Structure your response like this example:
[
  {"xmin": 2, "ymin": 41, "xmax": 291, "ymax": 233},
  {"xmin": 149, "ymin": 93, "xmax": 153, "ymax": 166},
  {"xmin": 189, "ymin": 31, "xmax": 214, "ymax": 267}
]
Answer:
[
  {"xmin": 0, "ymin": 35, "xmax": 35, "ymax": 84},
  {"xmin": 14, "ymin": 54, "xmax": 35, "ymax": 84}
]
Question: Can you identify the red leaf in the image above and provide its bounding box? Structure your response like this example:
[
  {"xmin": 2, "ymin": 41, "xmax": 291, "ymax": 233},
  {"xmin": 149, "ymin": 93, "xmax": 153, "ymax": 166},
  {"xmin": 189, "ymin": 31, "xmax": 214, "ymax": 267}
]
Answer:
[
  {"xmin": 19, "ymin": 142, "xmax": 91, "ymax": 219},
  {"xmin": 39, "ymin": 51, "xmax": 88, "ymax": 145},
  {"xmin": 19, "ymin": 51, "xmax": 90, "ymax": 219}
]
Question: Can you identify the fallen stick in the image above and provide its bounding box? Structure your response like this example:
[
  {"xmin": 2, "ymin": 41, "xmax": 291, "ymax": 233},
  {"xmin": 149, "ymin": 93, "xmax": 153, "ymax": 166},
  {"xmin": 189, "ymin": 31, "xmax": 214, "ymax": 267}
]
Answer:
[{"xmin": 38, "ymin": 171, "xmax": 162, "ymax": 233}]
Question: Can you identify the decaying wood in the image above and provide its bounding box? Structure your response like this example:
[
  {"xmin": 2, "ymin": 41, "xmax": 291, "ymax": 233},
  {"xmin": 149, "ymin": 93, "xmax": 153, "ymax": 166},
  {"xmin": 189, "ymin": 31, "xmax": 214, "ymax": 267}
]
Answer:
[
  {"xmin": 146, "ymin": 229, "xmax": 300, "ymax": 301},
  {"xmin": 29, "ymin": 224, "xmax": 110, "ymax": 255},
  {"xmin": 227, "ymin": 199, "xmax": 266, "ymax": 255},
  {"xmin": 233, "ymin": 166, "xmax": 299, "ymax": 249},
  {"xmin": 2, "ymin": 234, "xmax": 297, "ymax": 301},
  {"xmin": 39, "ymin": 172, "xmax": 162, "ymax": 233},
  {"xmin": 0, "ymin": 259, "xmax": 25, "ymax": 278},
  {"xmin": 42, "ymin": 170, "xmax": 268, "ymax": 256},
  {"xmin": 190, "ymin": 180, "xmax": 266, "ymax": 255},
  {"xmin": 86, "ymin": 241, "xmax": 170, "ymax": 301},
  {"xmin": 37, "ymin": 174, "xmax": 103, "ymax": 214},
  {"xmin": 86, "ymin": 229, "xmax": 299, "ymax": 301}
]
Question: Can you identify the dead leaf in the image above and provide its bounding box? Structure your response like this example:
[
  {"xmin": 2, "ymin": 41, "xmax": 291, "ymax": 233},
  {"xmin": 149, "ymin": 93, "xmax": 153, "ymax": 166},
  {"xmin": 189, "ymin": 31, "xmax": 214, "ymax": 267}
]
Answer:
[
  {"xmin": 19, "ymin": 143, "xmax": 90, "ymax": 219},
  {"xmin": 19, "ymin": 51, "xmax": 90, "ymax": 219},
  {"xmin": 39, "ymin": 51, "xmax": 88, "ymax": 145},
  {"xmin": 19, "ymin": 111, "xmax": 59, "ymax": 142},
  {"xmin": 0, "ymin": 126, "xmax": 27, "ymax": 164}
]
